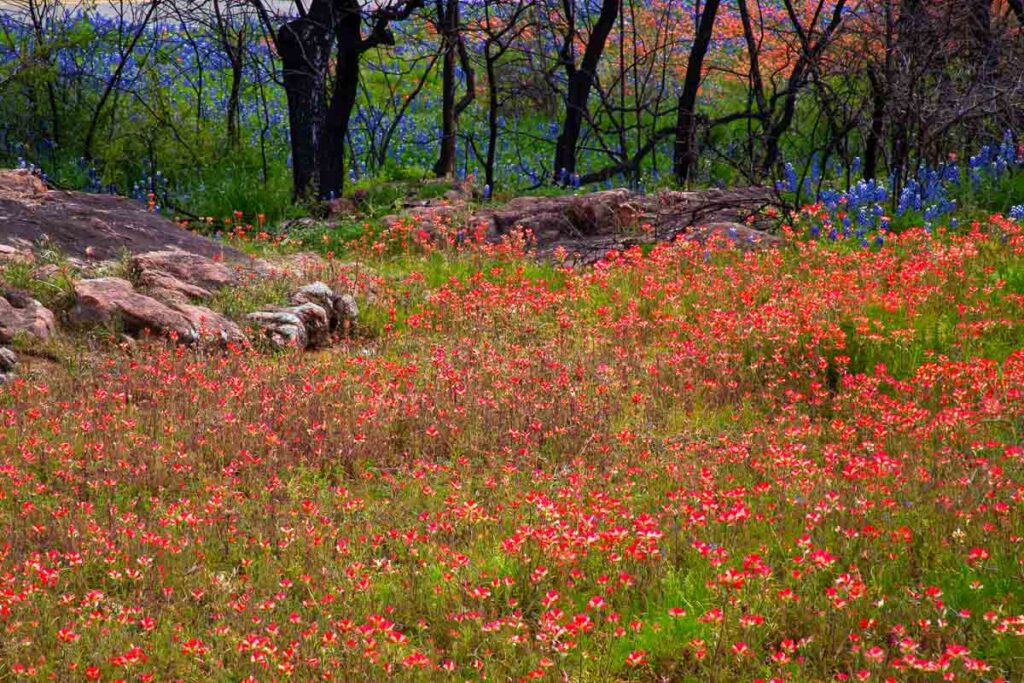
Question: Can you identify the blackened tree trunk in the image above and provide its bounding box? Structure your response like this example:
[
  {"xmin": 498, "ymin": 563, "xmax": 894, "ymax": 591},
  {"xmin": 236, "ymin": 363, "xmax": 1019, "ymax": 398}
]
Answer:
[
  {"xmin": 433, "ymin": 0, "xmax": 459, "ymax": 176},
  {"xmin": 226, "ymin": 48, "xmax": 244, "ymax": 145},
  {"xmin": 673, "ymin": 0, "xmax": 720, "ymax": 184},
  {"xmin": 863, "ymin": 67, "xmax": 886, "ymax": 180},
  {"xmin": 967, "ymin": 0, "xmax": 996, "ymax": 79},
  {"xmin": 863, "ymin": 0, "xmax": 895, "ymax": 181},
  {"xmin": 484, "ymin": 40, "xmax": 500, "ymax": 190},
  {"xmin": 318, "ymin": 0, "xmax": 363, "ymax": 199},
  {"xmin": 277, "ymin": 1, "xmax": 333, "ymax": 199},
  {"xmin": 256, "ymin": 0, "xmax": 422, "ymax": 200},
  {"xmin": 552, "ymin": 0, "xmax": 620, "ymax": 181},
  {"xmin": 890, "ymin": 0, "xmax": 921, "ymax": 195}
]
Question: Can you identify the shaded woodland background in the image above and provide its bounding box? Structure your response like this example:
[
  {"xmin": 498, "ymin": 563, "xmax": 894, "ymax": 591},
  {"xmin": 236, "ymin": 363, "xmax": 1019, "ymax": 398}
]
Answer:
[{"xmin": 3, "ymin": 0, "xmax": 1024, "ymax": 221}]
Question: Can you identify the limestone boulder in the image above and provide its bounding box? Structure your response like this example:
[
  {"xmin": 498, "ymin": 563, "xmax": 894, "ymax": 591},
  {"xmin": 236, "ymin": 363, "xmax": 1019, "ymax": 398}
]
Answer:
[
  {"xmin": 133, "ymin": 250, "xmax": 236, "ymax": 293},
  {"xmin": 70, "ymin": 277, "xmax": 198, "ymax": 343},
  {"xmin": 290, "ymin": 282, "xmax": 335, "ymax": 322},
  {"xmin": 0, "ymin": 169, "xmax": 246, "ymax": 261},
  {"xmin": 247, "ymin": 301, "xmax": 331, "ymax": 350},
  {"xmin": 138, "ymin": 269, "xmax": 214, "ymax": 301},
  {"xmin": 246, "ymin": 309, "xmax": 308, "ymax": 350},
  {"xmin": 169, "ymin": 302, "xmax": 246, "ymax": 344}
]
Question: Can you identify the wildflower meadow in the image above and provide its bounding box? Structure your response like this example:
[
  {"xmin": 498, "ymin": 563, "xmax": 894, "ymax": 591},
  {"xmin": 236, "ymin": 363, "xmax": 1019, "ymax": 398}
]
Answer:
[
  {"xmin": 2, "ymin": 211, "xmax": 1024, "ymax": 680},
  {"xmin": 3, "ymin": 0, "xmax": 1024, "ymax": 681}
]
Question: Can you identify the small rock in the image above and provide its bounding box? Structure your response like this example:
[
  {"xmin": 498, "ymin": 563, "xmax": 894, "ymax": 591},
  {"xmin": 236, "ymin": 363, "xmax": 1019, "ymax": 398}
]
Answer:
[
  {"xmin": 291, "ymin": 281, "xmax": 362, "ymax": 336},
  {"xmin": 327, "ymin": 196, "xmax": 358, "ymax": 217},
  {"xmin": 0, "ymin": 347, "xmax": 16, "ymax": 383},
  {"xmin": 0, "ymin": 290, "xmax": 57, "ymax": 343},
  {"xmin": 0, "ymin": 244, "xmax": 33, "ymax": 263},
  {"xmin": 0, "ymin": 169, "xmax": 47, "ymax": 199},
  {"xmin": 291, "ymin": 282, "xmax": 336, "ymax": 321},
  {"xmin": 0, "ymin": 346, "xmax": 18, "ymax": 372},
  {"xmin": 682, "ymin": 222, "xmax": 783, "ymax": 251}
]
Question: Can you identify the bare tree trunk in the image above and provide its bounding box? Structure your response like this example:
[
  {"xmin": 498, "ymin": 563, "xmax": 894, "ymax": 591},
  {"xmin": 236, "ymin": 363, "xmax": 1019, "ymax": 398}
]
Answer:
[
  {"xmin": 863, "ymin": 68, "xmax": 886, "ymax": 180},
  {"xmin": 890, "ymin": 0, "xmax": 920, "ymax": 194},
  {"xmin": 260, "ymin": 0, "xmax": 423, "ymax": 201},
  {"xmin": 433, "ymin": 0, "xmax": 458, "ymax": 176},
  {"xmin": 967, "ymin": 0, "xmax": 996, "ymax": 79},
  {"xmin": 552, "ymin": 0, "xmax": 620, "ymax": 181},
  {"xmin": 673, "ymin": 0, "xmax": 720, "ymax": 184},
  {"xmin": 277, "ymin": 3, "xmax": 332, "ymax": 200},
  {"xmin": 226, "ymin": 49, "xmax": 244, "ymax": 145},
  {"xmin": 485, "ymin": 41, "xmax": 499, "ymax": 190},
  {"xmin": 318, "ymin": 0, "xmax": 363, "ymax": 199}
]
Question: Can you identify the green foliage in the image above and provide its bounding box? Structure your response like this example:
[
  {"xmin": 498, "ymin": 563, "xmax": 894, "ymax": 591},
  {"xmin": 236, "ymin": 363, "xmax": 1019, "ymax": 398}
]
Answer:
[
  {"xmin": 0, "ymin": 248, "xmax": 76, "ymax": 312},
  {"xmin": 206, "ymin": 275, "xmax": 293, "ymax": 321}
]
